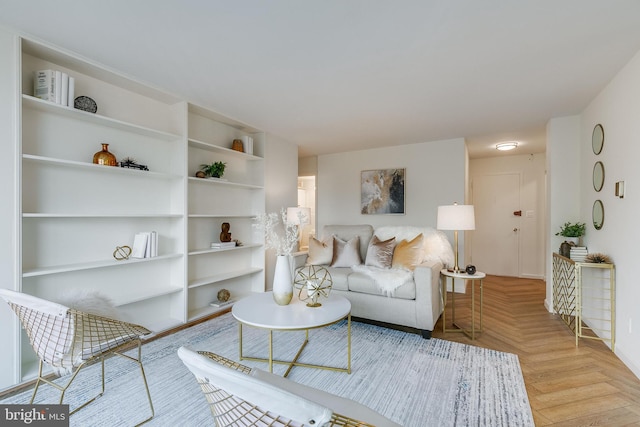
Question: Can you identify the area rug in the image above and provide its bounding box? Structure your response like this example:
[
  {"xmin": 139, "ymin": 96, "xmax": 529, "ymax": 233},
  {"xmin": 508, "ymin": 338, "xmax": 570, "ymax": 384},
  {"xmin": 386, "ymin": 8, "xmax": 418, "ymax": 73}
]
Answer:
[{"xmin": 0, "ymin": 313, "xmax": 534, "ymax": 426}]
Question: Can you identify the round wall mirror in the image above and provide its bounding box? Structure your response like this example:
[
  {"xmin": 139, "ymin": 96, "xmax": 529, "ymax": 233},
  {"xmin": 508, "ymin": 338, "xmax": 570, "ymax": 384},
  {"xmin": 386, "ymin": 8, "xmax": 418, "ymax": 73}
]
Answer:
[
  {"xmin": 593, "ymin": 199, "xmax": 604, "ymax": 230},
  {"xmin": 592, "ymin": 124, "xmax": 604, "ymax": 155},
  {"xmin": 593, "ymin": 161, "xmax": 604, "ymax": 192}
]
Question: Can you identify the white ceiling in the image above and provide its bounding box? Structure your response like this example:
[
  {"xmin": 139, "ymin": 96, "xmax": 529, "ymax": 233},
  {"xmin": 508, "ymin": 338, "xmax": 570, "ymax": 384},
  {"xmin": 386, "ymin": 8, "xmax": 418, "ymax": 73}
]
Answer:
[{"xmin": 2, "ymin": 1, "xmax": 640, "ymax": 158}]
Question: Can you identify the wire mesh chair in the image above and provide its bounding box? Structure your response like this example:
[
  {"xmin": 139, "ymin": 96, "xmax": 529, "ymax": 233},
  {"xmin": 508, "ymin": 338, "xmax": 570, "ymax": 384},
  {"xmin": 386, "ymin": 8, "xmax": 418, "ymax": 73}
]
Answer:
[
  {"xmin": 177, "ymin": 346, "xmax": 401, "ymax": 427},
  {"xmin": 0, "ymin": 289, "xmax": 154, "ymax": 425}
]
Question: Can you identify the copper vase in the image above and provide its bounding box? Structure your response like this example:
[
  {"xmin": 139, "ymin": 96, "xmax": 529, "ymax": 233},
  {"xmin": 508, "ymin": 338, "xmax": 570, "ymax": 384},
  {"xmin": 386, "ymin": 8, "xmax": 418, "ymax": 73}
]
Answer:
[{"xmin": 93, "ymin": 143, "xmax": 117, "ymax": 166}]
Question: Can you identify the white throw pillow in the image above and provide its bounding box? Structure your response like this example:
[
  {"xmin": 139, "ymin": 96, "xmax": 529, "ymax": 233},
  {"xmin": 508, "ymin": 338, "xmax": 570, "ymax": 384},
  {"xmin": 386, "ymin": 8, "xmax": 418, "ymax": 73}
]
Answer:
[{"xmin": 331, "ymin": 235, "xmax": 362, "ymax": 267}]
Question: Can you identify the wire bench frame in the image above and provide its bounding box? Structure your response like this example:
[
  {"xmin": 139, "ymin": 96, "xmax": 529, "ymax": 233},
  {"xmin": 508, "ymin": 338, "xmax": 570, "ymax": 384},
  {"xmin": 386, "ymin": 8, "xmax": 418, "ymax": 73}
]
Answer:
[
  {"xmin": 194, "ymin": 351, "xmax": 375, "ymax": 427},
  {"xmin": 2, "ymin": 293, "xmax": 154, "ymax": 426}
]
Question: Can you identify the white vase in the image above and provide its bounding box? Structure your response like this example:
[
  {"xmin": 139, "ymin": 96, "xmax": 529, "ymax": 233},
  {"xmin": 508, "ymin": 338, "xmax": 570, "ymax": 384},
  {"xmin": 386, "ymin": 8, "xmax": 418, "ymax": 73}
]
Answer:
[
  {"xmin": 565, "ymin": 237, "xmax": 580, "ymax": 246},
  {"xmin": 272, "ymin": 255, "xmax": 293, "ymax": 305}
]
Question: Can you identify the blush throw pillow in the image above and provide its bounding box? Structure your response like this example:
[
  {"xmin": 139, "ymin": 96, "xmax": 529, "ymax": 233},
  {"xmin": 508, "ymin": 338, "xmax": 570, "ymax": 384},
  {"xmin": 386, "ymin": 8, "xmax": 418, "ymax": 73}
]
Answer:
[
  {"xmin": 392, "ymin": 233, "xmax": 424, "ymax": 271},
  {"xmin": 307, "ymin": 236, "xmax": 334, "ymax": 265},
  {"xmin": 331, "ymin": 235, "xmax": 362, "ymax": 267},
  {"xmin": 365, "ymin": 235, "xmax": 396, "ymax": 269}
]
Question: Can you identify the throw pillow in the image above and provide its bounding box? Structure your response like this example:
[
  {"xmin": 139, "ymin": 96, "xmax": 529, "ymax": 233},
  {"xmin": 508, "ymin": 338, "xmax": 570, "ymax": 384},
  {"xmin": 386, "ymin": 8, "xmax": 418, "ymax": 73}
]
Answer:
[
  {"xmin": 331, "ymin": 235, "xmax": 362, "ymax": 267},
  {"xmin": 365, "ymin": 235, "xmax": 396, "ymax": 269},
  {"xmin": 307, "ymin": 236, "xmax": 333, "ymax": 265},
  {"xmin": 392, "ymin": 233, "xmax": 424, "ymax": 271}
]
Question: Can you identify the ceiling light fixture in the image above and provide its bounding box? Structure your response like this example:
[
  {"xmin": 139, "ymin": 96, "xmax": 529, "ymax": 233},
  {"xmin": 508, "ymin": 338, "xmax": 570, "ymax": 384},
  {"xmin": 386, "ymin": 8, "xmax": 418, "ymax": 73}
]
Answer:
[{"xmin": 496, "ymin": 141, "xmax": 518, "ymax": 151}]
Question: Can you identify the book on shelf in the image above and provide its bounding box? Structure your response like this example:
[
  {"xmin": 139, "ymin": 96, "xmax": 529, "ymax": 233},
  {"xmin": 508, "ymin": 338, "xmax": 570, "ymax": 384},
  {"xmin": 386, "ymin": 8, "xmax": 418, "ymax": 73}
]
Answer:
[
  {"xmin": 33, "ymin": 70, "xmax": 55, "ymax": 102},
  {"xmin": 33, "ymin": 69, "xmax": 75, "ymax": 107},
  {"xmin": 242, "ymin": 135, "xmax": 254, "ymax": 155},
  {"xmin": 210, "ymin": 299, "xmax": 234, "ymax": 308},
  {"xmin": 211, "ymin": 241, "xmax": 236, "ymax": 249},
  {"xmin": 132, "ymin": 231, "xmax": 159, "ymax": 258},
  {"xmin": 570, "ymin": 246, "xmax": 588, "ymax": 261}
]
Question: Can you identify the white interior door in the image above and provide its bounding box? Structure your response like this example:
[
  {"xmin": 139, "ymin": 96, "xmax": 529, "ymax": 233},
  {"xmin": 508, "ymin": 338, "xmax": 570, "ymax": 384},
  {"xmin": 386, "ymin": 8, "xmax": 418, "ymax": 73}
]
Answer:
[{"xmin": 471, "ymin": 173, "xmax": 521, "ymax": 277}]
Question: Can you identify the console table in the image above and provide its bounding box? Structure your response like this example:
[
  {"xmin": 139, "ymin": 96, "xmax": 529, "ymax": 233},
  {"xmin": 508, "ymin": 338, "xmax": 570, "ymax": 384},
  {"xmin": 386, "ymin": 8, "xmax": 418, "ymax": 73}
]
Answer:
[{"xmin": 552, "ymin": 253, "xmax": 615, "ymax": 350}]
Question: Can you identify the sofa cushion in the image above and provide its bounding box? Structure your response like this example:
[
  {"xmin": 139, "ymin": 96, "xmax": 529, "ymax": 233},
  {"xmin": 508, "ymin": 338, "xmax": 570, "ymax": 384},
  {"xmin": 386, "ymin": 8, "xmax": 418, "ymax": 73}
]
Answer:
[
  {"xmin": 392, "ymin": 233, "xmax": 424, "ymax": 271},
  {"xmin": 325, "ymin": 267, "xmax": 350, "ymax": 291},
  {"xmin": 307, "ymin": 236, "xmax": 333, "ymax": 265},
  {"xmin": 365, "ymin": 235, "xmax": 396, "ymax": 269},
  {"xmin": 347, "ymin": 272, "xmax": 416, "ymax": 300},
  {"xmin": 322, "ymin": 225, "xmax": 373, "ymax": 262},
  {"xmin": 376, "ymin": 225, "xmax": 454, "ymax": 269},
  {"xmin": 331, "ymin": 236, "xmax": 362, "ymax": 267}
]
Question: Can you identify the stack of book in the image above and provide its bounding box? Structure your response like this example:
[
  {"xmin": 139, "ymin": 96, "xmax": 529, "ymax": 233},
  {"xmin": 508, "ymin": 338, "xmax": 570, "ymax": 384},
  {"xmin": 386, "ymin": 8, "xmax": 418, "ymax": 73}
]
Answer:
[
  {"xmin": 209, "ymin": 298, "xmax": 234, "ymax": 308},
  {"xmin": 570, "ymin": 246, "xmax": 588, "ymax": 262},
  {"xmin": 241, "ymin": 135, "xmax": 254, "ymax": 155},
  {"xmin": 211, "ymin": 241, "xmax": 236, "ymax": 249},
  {"xmin": 132, "ymin": 231, "xmax": 158, "ymax": 259},
  {"xmin": 33, "ymin": 69, "xmax": 75, "ymax": 107}
]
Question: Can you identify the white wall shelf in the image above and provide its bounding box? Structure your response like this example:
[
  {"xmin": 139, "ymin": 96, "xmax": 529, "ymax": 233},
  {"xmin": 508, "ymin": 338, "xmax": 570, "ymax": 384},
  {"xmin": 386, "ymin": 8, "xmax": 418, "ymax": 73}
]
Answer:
[
  {"xmin": 23, "ymin": 95, "xmax": 181, "ymax": 141},
  {"xmin": 23, "ymin": 154, "xmax": 182, "ymax": 180},
  {"xmin": 112, "ymin": 285, "xmax": 184, "ymax": 307},
  {"xmin": 187, "ymin": 176, "xmax": 264, "ymax": 190},
  {"xmin": 23, "ymin": 254, "xmax": 183, "ymax": 278},
  {"xmin": 188, "ymin": 243, "xmax": 262, "ymax": 256},
  {"xmin": 188, "ymin": 214, "xmax": 256, "ymax": 219},
  {"xmin": 23, "ymin": 213, "xmax": 184, "ymax": 218},
  {"xmin": 188, "ymin": 138, "xmax": 264, "ymax": 161},
  {"xmin": 188, "ymin": 268, "xmax": 263, "ymax": 289}
]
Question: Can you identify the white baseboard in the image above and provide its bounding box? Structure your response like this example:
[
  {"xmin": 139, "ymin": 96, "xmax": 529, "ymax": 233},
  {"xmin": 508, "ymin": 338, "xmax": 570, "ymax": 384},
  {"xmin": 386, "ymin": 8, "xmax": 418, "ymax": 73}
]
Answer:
[{"xmin": 615, "ymin": 345, "xmax": 640, "ymax": 381}]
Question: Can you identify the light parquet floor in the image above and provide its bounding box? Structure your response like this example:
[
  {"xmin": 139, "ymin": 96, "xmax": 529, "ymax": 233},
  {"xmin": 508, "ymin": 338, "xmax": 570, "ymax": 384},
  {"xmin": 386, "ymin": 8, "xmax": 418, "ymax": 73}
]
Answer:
[{"xmin": 432, "ymin": 274, "xmax": 640, "ymax": 426}]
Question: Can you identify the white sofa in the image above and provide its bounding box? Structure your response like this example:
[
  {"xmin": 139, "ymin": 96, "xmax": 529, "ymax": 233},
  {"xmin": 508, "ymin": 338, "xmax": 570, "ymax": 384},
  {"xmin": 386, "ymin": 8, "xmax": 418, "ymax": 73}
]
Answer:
[{"xmin": 297, "ymin": 224, "xmax": 454, "ymax": 338}]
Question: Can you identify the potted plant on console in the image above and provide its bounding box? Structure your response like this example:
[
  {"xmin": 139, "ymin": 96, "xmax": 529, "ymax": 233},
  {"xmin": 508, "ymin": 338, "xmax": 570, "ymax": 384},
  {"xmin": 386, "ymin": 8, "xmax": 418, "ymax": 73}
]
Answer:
[{"xmin": 556, "ymin": 221, "xmax": 586, "ymax": 257}]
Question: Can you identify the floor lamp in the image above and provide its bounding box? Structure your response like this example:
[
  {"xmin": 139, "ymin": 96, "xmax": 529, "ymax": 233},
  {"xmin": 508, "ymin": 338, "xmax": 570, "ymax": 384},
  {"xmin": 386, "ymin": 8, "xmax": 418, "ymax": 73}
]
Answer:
[{"xmin": 437, "ymin": 203, "xmax": 475, "ymax": 273}]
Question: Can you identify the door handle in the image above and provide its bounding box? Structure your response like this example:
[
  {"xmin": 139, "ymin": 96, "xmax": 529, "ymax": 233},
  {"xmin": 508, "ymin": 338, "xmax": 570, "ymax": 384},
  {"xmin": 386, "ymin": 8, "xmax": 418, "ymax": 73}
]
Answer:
[{"xmin": 513, "ymin": 210, "xmax": 522, "ymax": 216}]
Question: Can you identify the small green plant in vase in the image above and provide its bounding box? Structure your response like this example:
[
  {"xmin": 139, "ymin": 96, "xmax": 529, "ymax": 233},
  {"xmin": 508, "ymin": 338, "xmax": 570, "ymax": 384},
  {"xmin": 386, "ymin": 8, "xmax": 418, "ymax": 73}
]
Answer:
[
  {"xmin": 555, "ymin": 221, "xmax": 586, "ymax": 245},
  {"xmin": 200, "ymin": 161, "xmax": 226, "ymax": 178}
]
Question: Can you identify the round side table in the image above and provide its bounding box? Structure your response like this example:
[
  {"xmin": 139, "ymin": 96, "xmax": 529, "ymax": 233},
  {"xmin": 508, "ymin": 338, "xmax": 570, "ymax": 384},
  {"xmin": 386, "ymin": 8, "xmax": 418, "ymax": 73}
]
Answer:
[{"xmin": 440, "ymin": 269, "xmax": 486, "ymax": 340}]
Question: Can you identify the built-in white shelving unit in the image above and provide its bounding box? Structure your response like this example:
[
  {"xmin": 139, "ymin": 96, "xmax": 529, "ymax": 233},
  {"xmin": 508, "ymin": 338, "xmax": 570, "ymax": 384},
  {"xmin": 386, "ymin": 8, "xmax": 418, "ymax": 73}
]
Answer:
[
  {"xmin": 186, "ymin": 104, "xmax": 265, "ymax": 322},
  {"xmin": 7, "ymin": 36, "xmax": 266, "ymax": 386}
]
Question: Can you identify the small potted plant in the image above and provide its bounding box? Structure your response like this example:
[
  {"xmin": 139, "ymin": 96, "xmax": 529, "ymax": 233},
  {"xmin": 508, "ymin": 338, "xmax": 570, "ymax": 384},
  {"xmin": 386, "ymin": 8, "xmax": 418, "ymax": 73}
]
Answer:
[
  {"xmin": 555, "ymin": 221, "xmax": 586, "ymax": 245},
  {"xmin": 200, "ymin": 161, "xmax": 226, "ymax": 179}
]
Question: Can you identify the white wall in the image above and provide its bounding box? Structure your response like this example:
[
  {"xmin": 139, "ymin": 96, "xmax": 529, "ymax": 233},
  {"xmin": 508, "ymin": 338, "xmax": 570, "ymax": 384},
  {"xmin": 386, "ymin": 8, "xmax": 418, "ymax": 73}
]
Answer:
[
  {"xmin": 0, "ymin": 27, "xmax": 19, "ymax": 388},
  {"xmin": 264, "ymin": 133, "xmax": 299, "ymax": 290},
  {"xmin": 579, "ymin": 48, "xmax": 640, "ymax": 379},
  {"xmin": 317, "ymin": 138, "xmax": 467, "ymax": 260},
  {"xmin": 470, "ymin": 153, "xmax": 546, "ymax": 279},
  {"xmin": 546, "ymin": 115, "xmax": 581, "ymax": 309}
]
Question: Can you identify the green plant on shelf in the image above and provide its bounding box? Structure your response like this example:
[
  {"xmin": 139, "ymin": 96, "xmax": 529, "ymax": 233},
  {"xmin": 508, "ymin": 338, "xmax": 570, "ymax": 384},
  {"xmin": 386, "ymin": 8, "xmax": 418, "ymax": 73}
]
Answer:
[
  {"xmin": 200, "ymin": 161, "xmax": 226, "ymax": 178},
  {"xmin": 555, "ymin": 221, "xmax": 586, "ymax": 237}
]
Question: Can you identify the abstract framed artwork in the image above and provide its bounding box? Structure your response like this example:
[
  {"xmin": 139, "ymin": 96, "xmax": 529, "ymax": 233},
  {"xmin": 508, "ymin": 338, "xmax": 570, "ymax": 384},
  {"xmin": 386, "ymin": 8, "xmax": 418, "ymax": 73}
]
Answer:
[{"xmin": 361, "ymin": 168, "xmax": 405, "ymax": 214}]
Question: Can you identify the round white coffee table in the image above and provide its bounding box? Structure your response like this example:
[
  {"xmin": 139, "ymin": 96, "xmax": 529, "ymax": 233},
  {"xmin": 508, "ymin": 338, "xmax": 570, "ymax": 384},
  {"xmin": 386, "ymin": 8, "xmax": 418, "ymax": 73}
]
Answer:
[{"xmin": 232, "ymin": 291, "xmax": 351, "ymax": 377}]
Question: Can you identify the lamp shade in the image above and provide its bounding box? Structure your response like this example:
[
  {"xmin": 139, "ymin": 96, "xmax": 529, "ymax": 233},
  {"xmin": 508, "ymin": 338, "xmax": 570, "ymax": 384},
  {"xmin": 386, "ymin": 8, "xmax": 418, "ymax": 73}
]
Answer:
[
  {"xmin": 286, "ymin": 207, "xmax": 311, "ymax": 225},
  {"xmin": 437, "ymin": 204, "xmax": 475, "ymax": 231}
]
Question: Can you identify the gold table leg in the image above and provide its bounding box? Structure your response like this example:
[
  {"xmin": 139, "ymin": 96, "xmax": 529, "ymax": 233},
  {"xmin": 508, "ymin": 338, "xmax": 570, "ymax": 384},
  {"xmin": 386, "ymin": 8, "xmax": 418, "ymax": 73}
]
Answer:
[
  {"xmin": 238, "ymin": 315, "xmax": 351, "ymax": 377},
  {"xmin": 442, "ymin": 275, "xmax": 483, "ymax": 340}
]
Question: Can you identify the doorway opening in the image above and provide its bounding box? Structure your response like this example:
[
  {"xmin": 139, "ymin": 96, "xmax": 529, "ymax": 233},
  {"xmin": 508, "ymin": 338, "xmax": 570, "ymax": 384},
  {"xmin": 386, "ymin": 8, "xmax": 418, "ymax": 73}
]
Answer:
[{"xmin": 297, "ymin": 176, "xmax": 316, "ymax": 250}]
